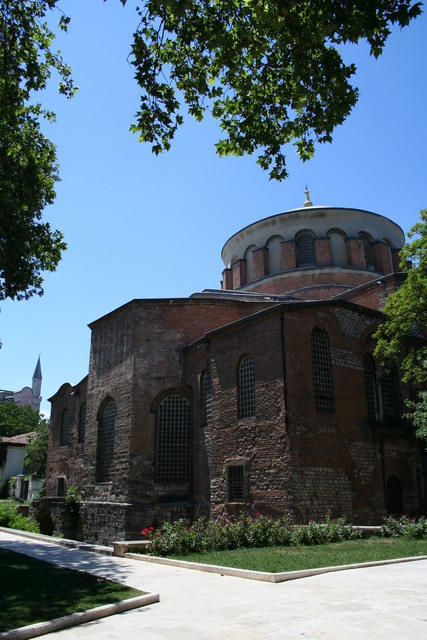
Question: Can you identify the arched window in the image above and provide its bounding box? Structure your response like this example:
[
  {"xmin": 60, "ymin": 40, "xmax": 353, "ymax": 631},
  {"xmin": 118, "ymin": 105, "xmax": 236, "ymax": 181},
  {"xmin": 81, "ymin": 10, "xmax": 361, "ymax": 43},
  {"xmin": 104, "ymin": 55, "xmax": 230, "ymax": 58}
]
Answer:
[
  {"xmin": 359, "ymin": 233, "xmax": 374, "ymax": 269},
  {"xmin": 238, "ymin": 356, "xmax": 255, "ymax": 418},
  {"xmin": 201, "ymin": 371, "xmax": 213, "ymax": 427},
  {"xmin": 60, "ymin": 409, "xmax": 71, "ymax": 446},
  {"xmin": 363, "ymin": 355, "xmax": 378, "ymax": 420},
  {"xmin": 380, "ymin": 370, "xmax": 399, "ymax": 420},
  {"xmin": 78, "ymin": 403, "xmax": 86, "ymax": 444},
  {"xmin": 96, "ymin": 400, "xmax": 117, "ymax": 482},
  {"xmin": 297, "ymin": 234, "xmax": 315, "ymax": 267},
  {"xmin": 155, "ymin": 393, "xmax": 191, "ymax": 483},
  {"xmin": 311, "ymin": 329, "xmax": 334, "ymax": 413},
  {"xmin": 386, "ymin": 475, "xmax": 403, "ymax": 514}
]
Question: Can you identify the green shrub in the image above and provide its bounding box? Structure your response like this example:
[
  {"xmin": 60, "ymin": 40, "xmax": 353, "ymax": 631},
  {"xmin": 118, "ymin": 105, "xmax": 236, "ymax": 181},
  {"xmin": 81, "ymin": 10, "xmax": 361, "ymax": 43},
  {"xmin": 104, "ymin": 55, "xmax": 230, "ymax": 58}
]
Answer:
[
  {"xmin": 65, "ymin": 485, "xmax": 81, "ymax": 516},
  {"xmin": 144, "ymin": 513, "xmax": 361, "ymax": 557},
  {"xmin": 377, "ymin": 516, "xmax": 427, "ymax": 539},
  {"xmin": 0, "ymin": 499, "xmax": 40, "ymax": 533}
]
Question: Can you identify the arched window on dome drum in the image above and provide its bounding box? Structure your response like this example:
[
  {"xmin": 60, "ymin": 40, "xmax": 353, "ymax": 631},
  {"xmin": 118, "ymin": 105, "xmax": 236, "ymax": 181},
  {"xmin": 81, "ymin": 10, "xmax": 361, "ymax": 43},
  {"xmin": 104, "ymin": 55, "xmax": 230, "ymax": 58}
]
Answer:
[
  {"xmin": 155, "ymin": 393, "xmax": 191, "ymax": 483},
  {"xmin": 363, "ymin": 355, "xmax": 378, "ymax": 420},
  {"xmin": 296, "ymin": 234, "xmax": 315, "ymax": 267},
  {"xmin": 78, "ymin": 402, "xmax": 86, "ymax": 444},
  {"xmin": 96, "ymin": 400, "xmax": 117, "ymax": 482},
  {"xmin": 201, "ymin": 371, "xmax": 213, "ymax": 428},
  {"xmin": 311, "ymin": 329, "xmax": 334, "ymax": 413},
  {"xmin": 60, "ymin": 409, "xmax": 71, "ymax": 446},
  {"xmin": 238, "ymin": 356, "xmax": 255, "ymax": 418},
  {"xmin": 359, "ymin": 233, "xmax": 374, "ymax": 269}
]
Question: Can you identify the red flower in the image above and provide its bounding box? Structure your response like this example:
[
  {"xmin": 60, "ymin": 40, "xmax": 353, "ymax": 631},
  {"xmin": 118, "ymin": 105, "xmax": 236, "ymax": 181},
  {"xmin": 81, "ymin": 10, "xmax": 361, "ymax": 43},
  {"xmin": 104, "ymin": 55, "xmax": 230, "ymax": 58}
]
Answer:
[
  {"xmin": 141, "ymin": 527, "xmax": 150, "ymax": 538},
  {"xmin": 149, "ymin": 525, "xmax": 156, "ymax": 531},
  {"xmin": 186, "ymin": 527, "xmax": 191, "ymax": 532},
  {"xmin": 256, "ymin": 512, "xmax": 261, "ymax": 518}
]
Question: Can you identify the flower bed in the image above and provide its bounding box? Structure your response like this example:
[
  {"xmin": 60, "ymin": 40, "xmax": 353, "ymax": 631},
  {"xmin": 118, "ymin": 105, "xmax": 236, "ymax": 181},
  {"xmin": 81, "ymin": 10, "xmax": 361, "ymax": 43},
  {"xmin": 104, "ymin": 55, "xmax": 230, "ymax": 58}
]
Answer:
[{"xmin": 140, "ymin": 514, "xmax": 427, "ymax": 557}]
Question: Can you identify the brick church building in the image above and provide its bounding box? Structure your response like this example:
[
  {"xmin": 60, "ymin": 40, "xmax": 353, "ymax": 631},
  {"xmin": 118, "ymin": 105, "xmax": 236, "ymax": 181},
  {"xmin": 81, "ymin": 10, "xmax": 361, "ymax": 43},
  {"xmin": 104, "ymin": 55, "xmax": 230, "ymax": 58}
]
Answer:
[{"xmin": 45, "ymin": 195, "xmax": 427, "ymax": 543}]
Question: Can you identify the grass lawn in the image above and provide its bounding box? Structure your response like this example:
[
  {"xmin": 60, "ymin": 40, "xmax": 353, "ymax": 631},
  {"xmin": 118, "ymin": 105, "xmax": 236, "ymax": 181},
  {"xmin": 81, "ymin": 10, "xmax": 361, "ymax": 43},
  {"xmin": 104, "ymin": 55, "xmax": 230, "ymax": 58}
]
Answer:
[
  {"xmin": 0, "ymin": 549, "xmax": 143, "ymax": 632},
  {"xmin": 170, "ymin": 537, "xmax": 427, "ymax": 573}
]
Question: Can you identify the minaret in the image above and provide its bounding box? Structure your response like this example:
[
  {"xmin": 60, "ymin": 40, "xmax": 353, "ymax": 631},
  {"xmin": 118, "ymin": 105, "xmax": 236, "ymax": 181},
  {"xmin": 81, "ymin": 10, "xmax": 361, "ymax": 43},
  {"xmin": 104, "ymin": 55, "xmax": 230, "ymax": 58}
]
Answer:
[{"xmin": 32, "ymin": 356, "xmax": 42, "ymax": 413}]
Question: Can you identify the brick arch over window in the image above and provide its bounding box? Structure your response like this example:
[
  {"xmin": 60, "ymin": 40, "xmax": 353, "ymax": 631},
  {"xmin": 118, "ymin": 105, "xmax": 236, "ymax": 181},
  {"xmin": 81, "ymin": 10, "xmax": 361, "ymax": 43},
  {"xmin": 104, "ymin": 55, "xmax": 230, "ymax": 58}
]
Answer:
[
  {"xmin": 78, "ymin": 402, "xmax": 86, "ymax": 444},
  {"xmin": 311, "ymin": 328, "xmax": 334, "ymax": 413},
  {"xmin": 60, "ymin": 409, "xmax": 71, "ymax": 446},
  {"xmin": 238, "ymin": 355, "xmax": 255, "ymax": 418},
  {"xmin": 96, "ymin": 399, "xmax": 117, "ymax": 483},
  {"xmin": 155, "ymin": 393, "xmax": 191, "ymax": 483},
  {"xmin": 296, "ymin": 231, "xmax": 315, "ymax": 267}
]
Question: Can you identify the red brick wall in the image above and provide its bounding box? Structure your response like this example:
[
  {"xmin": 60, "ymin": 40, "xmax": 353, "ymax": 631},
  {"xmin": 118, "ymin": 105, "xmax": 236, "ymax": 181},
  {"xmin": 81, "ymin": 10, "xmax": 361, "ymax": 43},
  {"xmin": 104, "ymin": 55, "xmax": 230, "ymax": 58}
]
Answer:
[
  {"xmin": 232, "ymin": 259, "xmax": 247, "ymax": 288},
  {"xmin": 346, "ymin": 238, "xmax": 366, "ymax": 268},
  {"xmin": 46, "ymin": 377, "xmax": 87, "ymax": 497},
  {"xmin": 252, "ymin": 247, "xmax": 268, "ymax": 280},
  {"xmin": 373, "ymin": 242, "xmax": 392, "ymax": 274},
  {"xmin": 221, "ymin": 268, "xmax": 233, "ymax": 290},
  {"xmin": 245, "ymin": 269, "xmax": 376, "ymax": 298},
  {"xmin": 315, "ymin": 238, "xmax": 332, "ymax": 266},
  {"xmin": 281, "ymin": 240, "xmax": 296, "ymax": 270}
]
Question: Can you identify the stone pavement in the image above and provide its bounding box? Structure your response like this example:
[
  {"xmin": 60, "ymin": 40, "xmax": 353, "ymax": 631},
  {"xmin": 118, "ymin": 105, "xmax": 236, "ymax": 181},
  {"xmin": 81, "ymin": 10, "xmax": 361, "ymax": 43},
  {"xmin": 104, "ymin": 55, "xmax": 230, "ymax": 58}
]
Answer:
[{"xmin": 1, "ymin": 530, "xmax": 427, "ymax": 639}]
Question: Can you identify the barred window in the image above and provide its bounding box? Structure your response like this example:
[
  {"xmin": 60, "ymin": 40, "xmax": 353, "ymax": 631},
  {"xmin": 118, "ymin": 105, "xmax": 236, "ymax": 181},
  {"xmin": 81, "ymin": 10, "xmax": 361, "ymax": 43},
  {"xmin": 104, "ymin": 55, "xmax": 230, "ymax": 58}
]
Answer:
[
  {"xmin": 96, "ymin": 400, "xmax": 117, "ymax": 482},
  {"xmin": 227, "ymin": 465, "xmax": 245, "ymax": 502},
  {"xmin": 360, "ymin": 234, "xmax": 374, "ymax": 268},
  {"xmin": 363, "ymin": 355, "xmax": 378, "ymax": 419},
  {"xmin": 78, "ymin": 403, "xmax": 86, "ymax": 444},
  {"xmin": 238, "ymin": 356, "xmax": 255, "ymax": 418},
  {"xmin": 311, "ymin": 329, "xmax": 334, "ymax": 413},
  {"xmin": 297, "ymin": 234, "xmax": 315, "ymax": 267},
  {"xmin": 60, "ymin": 409, "xmax": 71, "ymax": 446},
  {"xmin": 155, "ymin": 393, "xmax": 191, "ymax": 483},
  {"xmin": 381, "ymin": 371, "xmax": 399, "ymax": 420},
  {"xmin": 57, "ymin": 477, "xmax": 66, "ymax": 497},
  {"xmin": 202, "ymin": 371, "xmax": 213, "ymax": 427}
]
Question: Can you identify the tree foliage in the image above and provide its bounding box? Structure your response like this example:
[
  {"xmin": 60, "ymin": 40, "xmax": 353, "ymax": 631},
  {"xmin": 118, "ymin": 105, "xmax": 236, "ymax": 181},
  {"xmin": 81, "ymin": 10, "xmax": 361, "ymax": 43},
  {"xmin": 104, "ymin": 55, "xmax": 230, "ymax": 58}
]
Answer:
[
  {"xmin": 126, "ymin": 0, "xmax": 422, "ymax": 180},
  {"xmin": 374, "ymin": 210, "xmax": 427, "ymax": 443},
  {"xmin": 0, "ymin": 403, "xmax": 40, "ymax": 438},
  {"xmin": 0, "ymin": 0, "xmax": 75, "ymax": 302},
  {"xmin": 25, "ymin": 419, "xmax": 49, "ymax": 478}
]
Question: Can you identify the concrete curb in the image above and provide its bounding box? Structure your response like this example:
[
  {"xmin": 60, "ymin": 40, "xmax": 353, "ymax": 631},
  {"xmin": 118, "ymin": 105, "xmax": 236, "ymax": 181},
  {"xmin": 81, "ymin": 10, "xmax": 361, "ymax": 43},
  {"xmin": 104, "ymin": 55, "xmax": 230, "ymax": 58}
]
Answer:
[
  {"xmin": 0, "ymin": 592, "xmax": 160, "ymax": 640},
  {"xmin": 125, "ymin": 552, "xmax": 427, "ymax": 583},
  {"xmin": 0, "ymin": 527, "xmax": 113, "ymax": 556}
]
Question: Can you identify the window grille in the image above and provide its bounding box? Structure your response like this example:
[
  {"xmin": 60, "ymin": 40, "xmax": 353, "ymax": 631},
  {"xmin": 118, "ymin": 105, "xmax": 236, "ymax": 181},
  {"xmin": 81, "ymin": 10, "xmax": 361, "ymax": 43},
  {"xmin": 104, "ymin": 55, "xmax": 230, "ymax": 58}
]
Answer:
[
  {"xmin": 361, "ymin": 236, "xmax": 374, "ymax": 268},
  {"xmin": 60, "ymin": 409, "xmax": 71, "ymax": 446},
  {"xmin": 78, "ymin": 403, "xmax": 86, "ymax": 444},
  {"xmin": 381, "ymin": 371, "xmax": 399, "ymax": 420},
  {"xmin": 363, "ymin": 355, "xmax": 377, "ymax": 419},
  {"xmin": 155, "ymin": 393, "xmax": 191, "ymax": 483},
  {"xmin": 57, "ymin": 477, "xmax": 66, "ymax": 497},
  {"xmin": 311, "ymin": 329, "xmax": 334, "ymax": 413},
  {"xmin": 96, "ymin": 400, "xmax": 117, "ymax": 482},
  {"xmin": 202, "ymin": 371, "xmax": 213, "ymax": 427},
  {"xmin": 297, "ymin": 234, "xmax": 315, "ymax": 267},
  {"xmin": 227, "ymin": 465, "xmax": 245, "ymax": 502},
  {"xmin": 238, "ymin": 356, "xmax": 255, "ymax": 418}
]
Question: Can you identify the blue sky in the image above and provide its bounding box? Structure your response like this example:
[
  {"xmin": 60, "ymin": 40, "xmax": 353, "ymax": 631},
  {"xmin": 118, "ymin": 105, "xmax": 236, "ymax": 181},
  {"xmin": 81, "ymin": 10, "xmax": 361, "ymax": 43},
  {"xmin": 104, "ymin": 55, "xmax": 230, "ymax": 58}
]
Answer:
[{"xmin": 1, "ymin": 0, "xmax": 426, "ymax": 416}]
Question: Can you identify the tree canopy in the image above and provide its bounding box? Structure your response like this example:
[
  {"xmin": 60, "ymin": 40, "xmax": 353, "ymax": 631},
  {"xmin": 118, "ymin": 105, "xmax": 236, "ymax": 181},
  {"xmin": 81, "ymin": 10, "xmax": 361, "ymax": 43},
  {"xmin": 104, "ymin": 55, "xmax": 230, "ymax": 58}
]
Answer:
[
  {"xmin": 0, "ymin": 0, "xmax": 422, "ymax": 303},
  {"xmin": 0, "ymin": 402, "xmax": 40, "ymax": 438},
  {"xmin": 0, "ymin": 0, "xmax": 75, "ymax": 303},
  {"xmin": 127, "ymin": 0, "xmax": 422, "ymax": 179},
  {"xmin": 25, "ymin": 419, "xmax": 49, "ymax": 478},
  {"xmin": 374, "ymin": 210, "xmax": 427, "ymax": 444}
]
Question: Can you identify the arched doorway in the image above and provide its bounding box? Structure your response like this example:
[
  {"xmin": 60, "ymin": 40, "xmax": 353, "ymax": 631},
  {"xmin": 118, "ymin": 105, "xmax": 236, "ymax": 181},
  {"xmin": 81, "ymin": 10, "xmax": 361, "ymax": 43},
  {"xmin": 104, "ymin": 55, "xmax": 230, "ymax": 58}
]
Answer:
[{"xmin": 386, "ymin": 475, "xmax": 403, "ymax": 515}]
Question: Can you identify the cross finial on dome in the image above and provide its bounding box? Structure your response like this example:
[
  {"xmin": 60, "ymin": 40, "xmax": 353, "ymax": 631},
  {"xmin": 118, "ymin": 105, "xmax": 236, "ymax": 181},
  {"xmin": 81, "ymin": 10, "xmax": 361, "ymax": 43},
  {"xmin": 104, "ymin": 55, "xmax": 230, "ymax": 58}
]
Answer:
[{"xmin": 304, "ymin": 184, "xmax": 313, "ymax": 207}]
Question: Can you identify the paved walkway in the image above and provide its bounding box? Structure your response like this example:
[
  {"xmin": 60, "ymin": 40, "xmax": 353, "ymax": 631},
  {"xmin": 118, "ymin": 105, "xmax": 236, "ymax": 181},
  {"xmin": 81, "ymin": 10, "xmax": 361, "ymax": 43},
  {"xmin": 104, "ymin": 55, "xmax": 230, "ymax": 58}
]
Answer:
[{"xmin": 1, "ymin": 530, "xmax": 427, "ymax": 639}]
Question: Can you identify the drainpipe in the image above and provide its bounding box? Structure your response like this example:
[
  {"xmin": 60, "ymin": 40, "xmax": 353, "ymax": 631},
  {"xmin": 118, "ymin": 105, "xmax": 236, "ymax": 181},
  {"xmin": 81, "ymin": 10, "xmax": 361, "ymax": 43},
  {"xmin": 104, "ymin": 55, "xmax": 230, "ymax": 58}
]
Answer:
[{"xmin": 280, "ymin": 312, "xmax": 289, "ymax": 433}]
